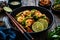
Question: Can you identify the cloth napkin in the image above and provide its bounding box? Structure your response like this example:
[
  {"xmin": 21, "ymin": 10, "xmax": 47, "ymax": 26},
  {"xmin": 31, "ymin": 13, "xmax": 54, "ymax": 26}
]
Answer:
[{"xmin": 0, "ymin": 27, "xmax": 16, "ymax": 40}]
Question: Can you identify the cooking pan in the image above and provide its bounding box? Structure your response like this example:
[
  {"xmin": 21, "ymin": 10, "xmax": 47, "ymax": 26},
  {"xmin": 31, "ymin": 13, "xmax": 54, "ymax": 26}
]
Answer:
[{"xmin": 10, "ymin": 6, "xmax": 54, "ymax": 40}]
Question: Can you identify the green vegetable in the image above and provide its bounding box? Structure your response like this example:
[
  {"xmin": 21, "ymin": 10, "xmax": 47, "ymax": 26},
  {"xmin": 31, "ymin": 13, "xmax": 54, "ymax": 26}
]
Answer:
[
  {"xmin": 53, "ymin": 0, "xmax": 60, "ymax": 10},
  {"xmin": 54, "ymin": 4, "xmax": 60, "ymax": 10},
  {"xmin": 48, "ymin": 26, "xmax": 60, "ymax": 40},
  {"xmin": 33, "ymin": 16, "xmax": 39, "ymax": 21},
  {"xmin": 31, "ymin": 9, "xmax": 36, "ymax": 13},
  {"xmin": 31, "ymin": 9, "xmax": 36, "ymax": 16},
  {"xmin": 41, "ymin": 16, "xmax": 47, "ymax": 19},
  {"xmin": 21, "ymin": 19, "xmax": 26, "ymax": 26},
  {"xmin": 54, "ymin": 0, "xmax": 60, "ymax": 5},
  {"xmin": 3, "ymin": 6, "xmax": 12, "ymax": 12},
  {"xmin": 26, "ymin": 13, "xmax": 32, "ymax": 19}
]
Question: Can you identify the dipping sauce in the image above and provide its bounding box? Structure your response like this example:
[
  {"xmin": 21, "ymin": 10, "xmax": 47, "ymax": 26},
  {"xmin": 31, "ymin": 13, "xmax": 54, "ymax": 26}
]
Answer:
[{"xmin": 10, "ymin": 1, "xmax": 20, "ymax": 5}]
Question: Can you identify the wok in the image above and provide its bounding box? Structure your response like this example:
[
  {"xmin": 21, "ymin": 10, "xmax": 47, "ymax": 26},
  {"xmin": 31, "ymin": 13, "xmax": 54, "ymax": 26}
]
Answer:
[{"xmin": 10, "ymin": 6, "xmax": 54, "ymax": 40}]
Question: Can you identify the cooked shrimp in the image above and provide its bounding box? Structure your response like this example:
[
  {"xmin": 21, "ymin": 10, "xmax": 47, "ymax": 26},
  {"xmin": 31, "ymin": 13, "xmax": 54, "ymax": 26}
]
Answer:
[
  {"xmin": 17, "ymin": 16, "xmax": 25, "ymax": 23},
  {"xmin": 40, "ymin": 0, "xmax": 50, "ymax": 5},
  {"xmin": 35, "ymin": 10, "xmax": 42, "ymax": 17},
  {"xmin": 26, "ymin": 19, "xmax": 34, "ymax": 27},
  {"xmin": 23, "ymin": 10, "xmax": 31, "ymax": 16}
]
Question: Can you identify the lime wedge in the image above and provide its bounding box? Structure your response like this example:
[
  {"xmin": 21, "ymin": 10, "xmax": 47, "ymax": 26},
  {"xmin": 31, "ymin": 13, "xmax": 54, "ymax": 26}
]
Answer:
[
  {"xmin": 32, "ymin": 22, "xmax": 44, "ymax": 32},
  {"xmin": 3, "ymin": 6, "xmax": 12, "ymax": 12},
  {"xmin": 38, "ymin": 19, "xmax": 48, "ymax": 29}
]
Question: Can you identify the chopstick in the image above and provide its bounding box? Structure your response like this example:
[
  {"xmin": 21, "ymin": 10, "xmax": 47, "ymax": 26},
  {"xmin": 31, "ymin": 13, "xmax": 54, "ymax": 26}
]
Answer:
[{"xmin": 6, "ymin": 12, "xmax": 34, "ymax": 40}]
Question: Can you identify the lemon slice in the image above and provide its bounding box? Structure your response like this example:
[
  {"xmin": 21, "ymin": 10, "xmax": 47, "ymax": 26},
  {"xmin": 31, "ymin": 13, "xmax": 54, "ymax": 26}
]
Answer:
[
  {"xmin": 32, "ymin": 22, "xmax": 44, "ymax": 32},
  {"xmin": 3, "ymin": 6, "xmax": 12, "ymax": 12},
  {"xmin": 38, "ymin": 19, "xmax": 48, "ymax": 29}
]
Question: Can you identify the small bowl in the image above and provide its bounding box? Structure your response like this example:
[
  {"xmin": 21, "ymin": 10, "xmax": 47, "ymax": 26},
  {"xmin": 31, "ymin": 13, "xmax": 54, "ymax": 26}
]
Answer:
[
  {"xmin": 51, "ymin": 5, "xmax": 60, "ymax": 15},
  {"xmin": 8, "ymin": 0, "xmax": 22, "ymax": 10},
  {"xmin": 38, "ymin": 1, "xmax": 51, "ymax": 9}
]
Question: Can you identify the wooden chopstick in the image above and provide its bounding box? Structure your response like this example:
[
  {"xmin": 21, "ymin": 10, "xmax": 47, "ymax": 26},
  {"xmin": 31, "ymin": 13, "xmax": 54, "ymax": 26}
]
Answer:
[{"xmin": 6, "ymin": 12, "xmax": 34, "ymax": 40}]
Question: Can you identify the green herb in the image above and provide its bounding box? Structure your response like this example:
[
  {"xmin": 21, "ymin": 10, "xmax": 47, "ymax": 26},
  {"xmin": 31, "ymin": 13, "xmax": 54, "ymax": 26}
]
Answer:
[
  {"xmin": 53, "ymin": 0, "xmax": 60, "ymax": 10},
  {"xmin": 40, "ymin": 16, "xmax": 47, "ymax": 19},
  {"xmin": 54, "ymin": 0, "xmax": 60, "ymax": 5},
  {"xmin": 54, "ymin": 4, "xmax": 60, "ymax": 10},
  {"xmin": 48, "ymin": 26, "xmax": 60, "ymax": 40},
  {"xmin": 21, "ymin": 19, "xmax": 26, "ymax": 26},
  {"xmin": 33, "ymin": 16, "xmax": 39, "ymax": 21},
  {"xmin": 31, "ymin": 9, "xmax": 36, "ymax": 13}
]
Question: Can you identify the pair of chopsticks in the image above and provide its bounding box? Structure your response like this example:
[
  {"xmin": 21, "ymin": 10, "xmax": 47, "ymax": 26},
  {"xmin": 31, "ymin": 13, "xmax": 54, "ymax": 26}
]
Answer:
[{"xmin": 6, "ymin": 12, "xmax": 34, "ymax": 40}]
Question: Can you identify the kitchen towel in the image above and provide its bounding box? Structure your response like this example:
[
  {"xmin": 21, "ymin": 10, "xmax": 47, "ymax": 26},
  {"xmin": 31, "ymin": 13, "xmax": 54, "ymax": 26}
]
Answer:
[{"xmin": 0, "ymin": 27, "xmax": 16, "ymax": 40}]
